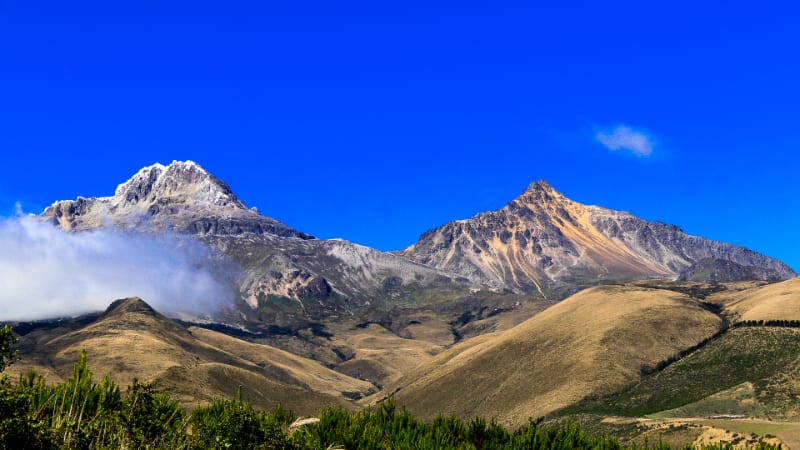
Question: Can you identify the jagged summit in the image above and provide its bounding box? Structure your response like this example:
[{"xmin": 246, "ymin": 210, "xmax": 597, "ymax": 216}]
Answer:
[
  {"xmin": 521, "ymin": 179, "xmax": 555, "ymax": 193},
  {"xmin": 515, "ymin": 179, "xmax": 563, "ymax": 205},
  {"xmin": 113, "ymin": 160, "xmax": 245, "ymax": 209},
  {"xmin": 43, "ymin": 160, "xmax": 313, "ymax": 239},
  {"xmin": 39, "ymin": 161, "xmax": 469, "ymax": 316}
]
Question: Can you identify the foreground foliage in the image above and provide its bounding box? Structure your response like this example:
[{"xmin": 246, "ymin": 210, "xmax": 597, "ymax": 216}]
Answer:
[{"xmin": 0, "ymin": 326, "xmax": 781, "ymax": 449}]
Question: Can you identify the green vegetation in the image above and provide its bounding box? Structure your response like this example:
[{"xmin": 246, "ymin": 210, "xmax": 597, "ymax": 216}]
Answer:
[
  {"xmin": 564, "ymin": 327, "xmax": 800, "ymax": 418},
  {"xmin": 0, "ymin": 325, "xmax": 15, "ymax": 372},
  {"xmin": 0, "ymin": 328, "xmax": 782, "ymax": 449}
]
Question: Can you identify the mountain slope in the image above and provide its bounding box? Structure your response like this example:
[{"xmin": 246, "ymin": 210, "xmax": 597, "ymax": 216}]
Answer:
[
  {"xmin": 42, "ymin": 161, "xmax": 477, "ymax": 319},
  {"xmin": 9, "ymin": 297, "xmax": 374, "ymax": 413},
  {"xmin": 562, "ymin": 278, "xmax": 800, "ymax": 420},
  {"xmin": 385, "ymin": 284, "xmax": 723, "ymax": 427},
  {"xmin": 564, "ymin": 326, "xmax": 800, "ymax": 420},
  {"xmin": 726, "ymin": 277, "xmax": 800, "ymax": 322},
  {"xmin": 401, "ymin": 181, "xmax": 795, "ymax": 298},
  {"xmin": 382, "ymin": 278, "xmax": 800, "ymax": 429}
]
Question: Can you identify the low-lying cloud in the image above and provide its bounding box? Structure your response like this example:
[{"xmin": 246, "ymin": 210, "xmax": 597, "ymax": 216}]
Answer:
[
  {"xmin": 0, "ymin": 215, "xmax": 239, "ymax": 321},
  {"xmin": 595, "ymin": 125, "xmax": 654, "ymax": 157}
]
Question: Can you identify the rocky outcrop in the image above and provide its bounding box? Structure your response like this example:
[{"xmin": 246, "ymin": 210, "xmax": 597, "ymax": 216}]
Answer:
[{"xmin": 401, "ymin": 181, "xmax": 795, "ymax": 298}]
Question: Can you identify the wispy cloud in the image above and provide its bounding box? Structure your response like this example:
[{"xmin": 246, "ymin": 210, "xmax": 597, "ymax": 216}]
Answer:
[
  {"xmin": 0, "ymin": 215, "xmax": 240, "ymax": 321},
  {"xmin": 595, "ymin": 125, "xmax": 654, "ymax": 157}
]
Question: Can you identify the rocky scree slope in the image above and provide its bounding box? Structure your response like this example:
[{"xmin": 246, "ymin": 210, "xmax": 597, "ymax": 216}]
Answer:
[{"xmin": 401, "ymin": 181, "xmax": 795, "ymax": 299}]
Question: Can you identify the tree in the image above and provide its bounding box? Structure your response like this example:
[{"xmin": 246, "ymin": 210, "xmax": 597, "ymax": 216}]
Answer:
[{"xmin": 0, "ymin": 325, "xmax": 16, "ymax": 373}]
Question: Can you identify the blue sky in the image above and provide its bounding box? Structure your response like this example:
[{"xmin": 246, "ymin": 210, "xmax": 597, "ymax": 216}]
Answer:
[{"xmin": 1, "ymin": 1, "xmax": 798, "ymax": 272}]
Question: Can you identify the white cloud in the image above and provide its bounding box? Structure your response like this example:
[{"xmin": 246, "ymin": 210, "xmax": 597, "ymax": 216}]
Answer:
[
  {"xmin": 595, "ymin": 125, "xmax": 654, "ymax": 157},
  {"xmin": 0, "ymin": 216, "xmax": 239, "ymax": 321}
]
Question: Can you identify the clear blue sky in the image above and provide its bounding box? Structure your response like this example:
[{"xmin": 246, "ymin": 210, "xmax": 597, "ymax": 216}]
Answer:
[{"xmin": 1, "ymin": 1, "xmax": 798, "ymax": 272}]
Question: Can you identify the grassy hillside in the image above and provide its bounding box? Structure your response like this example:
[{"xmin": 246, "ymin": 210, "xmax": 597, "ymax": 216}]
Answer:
[
  {"xmin": 386, "ymin": 284, "xmax": 722, "ymax": 427},
  {"xmin": 556, "ymin": 278, "xmax": 800, "ymax": 420},
  {"xmin": 726, "ymin": 277, "xmax": 800, "ymax": 322},
  {"xmin": 7, "ymin": 298, "xmax": 373, "ymax": 414},
  {"xmin": 8, "ymin": 278, "xmax": 799, "ymax": 443},
  {"xmin": 562, "ymin": 326, "xmax": 800, "ymax": 419},
  {"xmin": 0, "ymin": 325, "xmax": 782, "ymax": 450}
]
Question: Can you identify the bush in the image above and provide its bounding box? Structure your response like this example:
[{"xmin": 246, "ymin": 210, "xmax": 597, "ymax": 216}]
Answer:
[
  {"xmin": 190, "ymin": 386, "xmax": 294, "ymax": 450},
  {"xmin": 121, "ymin": 379, "xmax": 187, "ymax": 448}
]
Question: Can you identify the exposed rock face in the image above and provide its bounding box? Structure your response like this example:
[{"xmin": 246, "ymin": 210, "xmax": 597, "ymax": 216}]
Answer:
[
  {"xmin": 401, "ymin": 181, "xmax": 795, "ymax": 298},
  {"xmin": 42, "ymin": 163, "xmax": 795, "ymax": 317},
  {"xmin": 42, "ymin": 161, "xmax": 472, "ymax": 319},
  {"xmin": 210, "ymin": 231, "xmax": 467, "ymax": 316},
  {"xmin": 677, "ymin": 258, "xmax": 788, "ymax": 283},
  {"xmin": 43, "ymin": 161, "xmax": 313, "ymax": 239}
]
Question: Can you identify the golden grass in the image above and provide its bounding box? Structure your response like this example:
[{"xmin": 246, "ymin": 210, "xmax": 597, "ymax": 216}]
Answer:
[
  {"xmin": 385, "ymin": 285, "xmax": 722, "ymax": 428},
  {"xmin": 188, "ymin": 326, "xmax": 373, "ymax": 398},
  {"xmin": 9, "ymin": 298, "xmax": 371, "ymax": 414},
  {"xmin": 152, "ymin": 363, "xmax": 349, "ymax": 415},
  {"xmin": 725, "ymin": 277, "xmax": 800, "ymax": 322},
  {"xmin": 327, "ymin": 323, "xmax": 443, "ymax": 387}
]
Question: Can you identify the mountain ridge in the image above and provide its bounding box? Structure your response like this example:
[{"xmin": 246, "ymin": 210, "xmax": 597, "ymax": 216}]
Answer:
[
  {"xmin": 39, "ymin": 160, "xmax": 795, "ymax": 318},
  {"xmin": 401, "ymin": 180, "xmax": 795, "ymax": 298},
  {"xmin": 41, "ymin": 161, "xmax": 479, "ymax": 321}
]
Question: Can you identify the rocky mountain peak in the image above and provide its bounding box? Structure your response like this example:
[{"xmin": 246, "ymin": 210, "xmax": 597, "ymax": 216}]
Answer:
[
  {"xmin": 113, "ymin": 160, "xmax": 245, "ymax": 209},
  {"xmin": 402, "ymin": 179, "xmax": 796, "ymax": 298},
  {"xmin": 42, "ymin": 160, "xmax": 313, "ymax": 239},
  {"xmin": 515, "ymin": 180, "xmax": 567, "ymax": 207}
]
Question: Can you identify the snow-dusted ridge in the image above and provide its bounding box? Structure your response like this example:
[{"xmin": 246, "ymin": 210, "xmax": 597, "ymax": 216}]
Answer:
[{"xmin": 39, "ymin": 160, "xmax": 476, "ymax": 318}]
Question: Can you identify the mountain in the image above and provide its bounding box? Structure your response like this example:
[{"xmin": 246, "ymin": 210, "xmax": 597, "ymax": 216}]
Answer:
[
  {"xmin": 401, "ymin": 180, "xmax": 795, "ymax": 299},
  {"xmin": 42, "ymin": 161, "xmax": 477, "ymax": 321},
  {"xmin": 17, "ymin": 161, "xmax": 800, "ymax": 447},
  {"xmin": 8, "ymin": 297, "xmax": 374, "ymax": 414},
  {"xmin": 41, "ymin": 162, "xmax": 795, "ymax": 323},
  {"xmin": 44, "ymin": 160, "xmax": 312, "ymax": 239}
]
